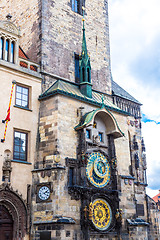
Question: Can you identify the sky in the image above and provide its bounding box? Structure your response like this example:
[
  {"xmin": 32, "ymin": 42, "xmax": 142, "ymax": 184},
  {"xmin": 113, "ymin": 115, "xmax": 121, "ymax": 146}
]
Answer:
[{"xmin": 108, "ymin": 0, "xmax": 160, "ymax": 197}]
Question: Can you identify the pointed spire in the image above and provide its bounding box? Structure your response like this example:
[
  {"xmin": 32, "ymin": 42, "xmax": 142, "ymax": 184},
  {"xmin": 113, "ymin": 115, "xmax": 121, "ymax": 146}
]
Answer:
[
  {"xmin": 82, "ymin": 7, "xmax": 88, "ymax": 58},
  {"xmin": 79, "ymin": 7, "xmax": 92, "ymax": 98}
]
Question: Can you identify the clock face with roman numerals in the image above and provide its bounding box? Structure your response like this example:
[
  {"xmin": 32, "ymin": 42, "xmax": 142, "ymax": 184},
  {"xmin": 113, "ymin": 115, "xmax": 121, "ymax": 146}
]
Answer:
[
  {"xmin": 92, "ymin": 199, "xmax": 112, "ymax": 231},
  {"xmin": 86, "ymin": 152, "xmax": 111, "ymax": 188},
  {"xmin": 38, "ymin": 186, "xmax": 50, "ymax": 201}
]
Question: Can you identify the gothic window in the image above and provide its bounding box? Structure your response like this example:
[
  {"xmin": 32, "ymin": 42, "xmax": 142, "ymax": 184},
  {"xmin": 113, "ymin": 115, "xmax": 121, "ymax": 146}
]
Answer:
[
  {"xmin": 0, "ymin": 37, "xmax": 4, "ymax": 59},
  {"xmin": 87, "ymin": 67, "xmax": 90, "ymax": 83},
  {"xmin": 82, "ymin": 67, "xmax": 85, "ymax": 82},
  {"xmin": 71, "ymin": 0, "xmax": 84, "ymax": 14},
  {"xmin": 72, "ymin": 0, "xmax": 80, "ymax": 13},
  {"xmin": 136, "ymin": 204, "xmax": 144, "ymax": 216},
  {"xmin": 69, "ymin": 167, "xmax": 74, "ymax": 186},
  {"xmin": 86, "ymin": 129, "xmax": 91, "ymax": 139},
  {"xmin": 98, "ymin": 132, "xmax": 103, "ymax": 142},
  {"xmin": 15, "ymin": 85, "xmax": 29, "ymax": 108},
  {"xmin": 5, "ymin": 39, "xmax": 9, "ymax": 61},
  {"xmin": 13, "ymin": 131, "xmax": 28, "ymax": 161},
  {"xmin": 75, "ymin": 54, "xmax": 80, "ymax": 83},
  {"xmin": 11, "ymin": 41, "xmax": 15, "ymax": 63}
]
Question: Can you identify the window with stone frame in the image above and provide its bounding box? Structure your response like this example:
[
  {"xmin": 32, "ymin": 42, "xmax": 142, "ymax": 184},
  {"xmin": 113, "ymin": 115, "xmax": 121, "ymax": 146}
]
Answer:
[
  {"xmin": 13, "ymin": 130, "xmax": 28, "ymax": 162},
  {"xmin": 98, "ymin": 132, "xmax": 104, "ymax": 143},
  {"xmin": 75, "ymin": 53, "xmax": 80, "ymax": 83},
  {"xmin": 15, "ymin": 85, "xmax": 29, "ymax": 109},
  {"xmin": 40, "ymin": 232, "xmax": 51, "ymax": 240},
  {"xmin": 0, "ymin": 37, "xmax": 4, "ymax": 59},
  {"xmin": 71, "ymin": 0, "xmax": 84, "ymax": 15},
  {"xmin": 86, "ymin": 129, "xmax": 91, "ymax": 139},
  {"xmin": 0, "ymin": 36, "xmax": 15, "ymax": 63}
]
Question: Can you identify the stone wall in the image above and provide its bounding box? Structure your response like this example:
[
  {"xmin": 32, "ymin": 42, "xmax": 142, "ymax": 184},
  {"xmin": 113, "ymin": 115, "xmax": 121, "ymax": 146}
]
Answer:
[
  {"xmin": 40, "ymin": 0, "xmax": 111, "ymax": 94},
  {"xmin": 0, "ymin": 0, "xmax": 112, "ymax": 94},
  {"xmin": 33, "ymin": 93, "xmax": 151, "ymax": 239},
  {"xmin": 0, "ymin": 0, "xmax": 40, "ymax": 63}
]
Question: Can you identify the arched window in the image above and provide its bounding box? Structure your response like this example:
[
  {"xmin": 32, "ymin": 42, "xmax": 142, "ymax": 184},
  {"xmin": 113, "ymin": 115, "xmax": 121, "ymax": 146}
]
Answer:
[
  {"xmin": 87, "ymin": 68, "xmax": 90, "ymax": 83},
  {"xmin": 5, "ymin": 39, "xmax": 9, "ymax": 61},
  {"xmin": 82, "ymin": 67, "xmax": 85, "ymax": 82},
  {"xmin": 11, "ymin": 41, "xmax": 14, "ymax": 63},
  {"xmin": 0, "ymin": 37, "xmax": 4, "ymax": 59}
]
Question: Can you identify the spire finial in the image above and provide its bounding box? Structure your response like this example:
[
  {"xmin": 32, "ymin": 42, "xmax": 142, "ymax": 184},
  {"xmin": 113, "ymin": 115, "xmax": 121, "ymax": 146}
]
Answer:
[
  {"xmin": 6, "ymin": 13, "xmax": 12, "ymax": 21},
  {"xmin": 82, "ymin": 6, "xmax": 85, "ymax": 19},
  {"xmin": 82, "ymin": 6, "xmax": 85, "ymax": 30},
  {"xmin": 101, "ymin": 94, "xmax": 105, "ymax": 108}
]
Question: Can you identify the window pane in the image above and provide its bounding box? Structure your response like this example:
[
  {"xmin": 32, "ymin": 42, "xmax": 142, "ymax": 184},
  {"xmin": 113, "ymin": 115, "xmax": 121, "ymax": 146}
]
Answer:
[
  {"xmin": 5, "ymin": 40, "xmax": 9, "ymax": 61},
  {"xmin": 16, "ymin": 92, "xmax": 21, "ymax": 99},
  {"xmin": 14, "ymin": 151, "xmax": 19, "ymax": 159},
  {"xmin": 11, "ymin": 42, "xmax": 14, "ymax": 63},
  {"xmin": 20, "ymin": 146, "xmax": 25, "ymax": 153},
  {"xmin": 20, "ymin": 153, "xmax": 25, "ymax": 160},
  {"xmin": 86, "ymin": 129, "xmax": 91, "ymax": 139},
  {"xmin": 14, "ymin": 145, "xmax": 19, "ymax": 152},
  {"xmin": 75, "ymin": 55, "xmax": 80, "ymax": 82},
  {"xmin": 22, "ymin": 94, "xmax": 28, "ymax": 101},
  {"xmin": 16, "ymin": 99, "xmax": 21, "ymax": 106},
  {"xmin": 21, "ymin": 133, "xmax": 26, "ymax": 140},
  {"xmin": 99, "ymin": 132, "xmax": 103, "ymax": 142},
  {"xmin": 15, "ymin": 131, "xmax": 20, "ymax": 138},
  {"xmin": 0, "ymin": 38, "xmax": 4, "ymax": 59},
  {"xmin": 17, "ymin": 86, "xmax": 22, "ymax": 93},
  {"xmin": 16, "ymin": 85, "xmax": 29, "ymax": 108},
  {"xmin": 14, "ymin": 131, "xmax": 27, "ymax": 161},
  {"xmin": 75, "ymin": 0, "xmax": 78, "ymax": 12},
  {"xmin": 72, "ymin": 0, "xmax": 75, "ymax": 11},
  {"xmin": 22, "ymin": 88, "xmax": 28, "ymax": 95},
  {"xmin": 22, "ymin": 101, "xmax": 28, "ymax": 107}
]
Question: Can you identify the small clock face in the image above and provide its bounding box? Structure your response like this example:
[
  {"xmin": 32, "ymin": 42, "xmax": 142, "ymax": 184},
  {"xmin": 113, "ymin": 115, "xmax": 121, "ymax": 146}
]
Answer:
[
  {"xmin": 92, "ymin": 198, "xmax": 112, "ymax": 231},
  {"xmin": 86, "ymin": 152, "xmax": 111, "ymax": 188},
  {"xmin": 38, "ymin": 186, "xmax": 50, "ymax": 201}
]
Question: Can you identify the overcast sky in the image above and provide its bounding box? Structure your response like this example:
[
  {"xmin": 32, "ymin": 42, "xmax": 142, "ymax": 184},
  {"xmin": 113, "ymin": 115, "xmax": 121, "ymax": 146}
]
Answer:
[{"xmin": 109, "ymin": 0, "xmax": 160, "ymax": 197}]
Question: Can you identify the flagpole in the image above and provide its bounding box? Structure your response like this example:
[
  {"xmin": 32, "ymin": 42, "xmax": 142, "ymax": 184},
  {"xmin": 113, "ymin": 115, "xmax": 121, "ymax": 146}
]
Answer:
[{"xmin": 1, "ymin": 80, "xmax": 16, "ymax": 142}]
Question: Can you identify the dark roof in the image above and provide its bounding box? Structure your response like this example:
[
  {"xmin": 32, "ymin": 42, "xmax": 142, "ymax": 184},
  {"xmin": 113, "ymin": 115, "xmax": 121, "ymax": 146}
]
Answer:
[
  {"xmin": 39, "ymin": 79, "xmax": 129, "ymax": 116},
  {"xmin": 112, "ymin": 79, "xmax": 141, "ymax": 105}
]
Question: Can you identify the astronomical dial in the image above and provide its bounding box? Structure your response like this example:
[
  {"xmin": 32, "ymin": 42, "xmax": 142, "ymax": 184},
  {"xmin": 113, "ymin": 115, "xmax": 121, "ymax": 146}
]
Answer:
[
  {"xmin": 92, "ymin": 198, "xmax": 112, "ymax": 231},
  {"xmin": 86, "ymin": 152, "xmax": 111, "ymax": 188},
  {"xmin": 38, "ymin": 186, "xmax": 50, "ymax": 201}
]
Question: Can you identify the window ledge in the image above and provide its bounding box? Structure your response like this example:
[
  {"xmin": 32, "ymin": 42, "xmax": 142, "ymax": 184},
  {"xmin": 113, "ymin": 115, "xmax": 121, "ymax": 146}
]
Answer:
[
  {"xmin": 11, "ymin": 159, "xmax": 32, "ymax": 165},
  {"xmin": 14, "ymin": 105, "xmax": 32, "ymax": 112}
]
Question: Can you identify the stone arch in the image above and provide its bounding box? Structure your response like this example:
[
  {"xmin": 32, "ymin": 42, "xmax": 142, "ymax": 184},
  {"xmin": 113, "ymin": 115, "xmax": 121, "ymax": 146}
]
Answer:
[
  {"xmin": 0, "ymin": 20, "xmax": 20, "ymax": 36},
  {"xmin": 0, "ymin": 185, "xmax": 28, "ymax": 240},
  {"xmin": 92, "ymin": 109, "xmax": 123, "ymax": 138},
  {"xmin": 75, "ymin": 108, "xmax": 124, "ymax": 138}
]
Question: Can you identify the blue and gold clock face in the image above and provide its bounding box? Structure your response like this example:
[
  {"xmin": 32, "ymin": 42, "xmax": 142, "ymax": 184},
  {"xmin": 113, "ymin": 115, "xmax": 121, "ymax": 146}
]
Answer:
[
  {"xmin": 92, "ymin": 199, "xmax": 112, "ymax": 231},
  {"xmin": 86, "ymin": 152, "xmax": 111, "ymax": 188}
]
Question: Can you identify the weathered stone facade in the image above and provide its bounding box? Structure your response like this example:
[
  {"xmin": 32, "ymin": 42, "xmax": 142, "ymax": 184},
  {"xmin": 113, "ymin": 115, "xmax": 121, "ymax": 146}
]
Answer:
[
  {"xmin": 0, "ymin": 0, "xmax": 112, "ymax": 94},
  {"xmin": 0, "ymin": 1, "xmax": 159, "ymax": 240}
]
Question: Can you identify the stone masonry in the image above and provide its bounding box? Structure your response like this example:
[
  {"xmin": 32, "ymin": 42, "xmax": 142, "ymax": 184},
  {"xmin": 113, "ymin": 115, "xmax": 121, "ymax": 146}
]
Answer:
[{"xmin": 0, "ymin": 0, "xmax": 112, "ymax": 94}]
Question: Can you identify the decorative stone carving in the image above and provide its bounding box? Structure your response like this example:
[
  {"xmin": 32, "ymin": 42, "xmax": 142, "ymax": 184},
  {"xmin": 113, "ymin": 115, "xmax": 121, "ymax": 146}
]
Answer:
[
  {"xmin": 0, "ymin": 20, "xmax": 20, "ymax": 36},
  {"xmin": 0, "ymin": 184, "xmax": 28, "ymax": 239},
  {"xmin": 2, "ymin": 150, "xmax": 12, "ymax": 184}
]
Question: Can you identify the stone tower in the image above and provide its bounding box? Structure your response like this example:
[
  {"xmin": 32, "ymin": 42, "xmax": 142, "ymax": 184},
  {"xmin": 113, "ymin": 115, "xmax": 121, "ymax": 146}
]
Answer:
[
  {"xmin": 0, "ymin": 0, "xmax": 112, "ymax": 94},
  {"xmin": 0, "ymin": 1, "xmax": 159, "ymax": 240}
]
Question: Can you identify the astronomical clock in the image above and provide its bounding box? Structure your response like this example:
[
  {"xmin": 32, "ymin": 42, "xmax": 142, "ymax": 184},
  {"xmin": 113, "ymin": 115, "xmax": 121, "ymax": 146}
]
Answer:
[
  {"xmin": 86, "ymin": 152, "xmax": 111, "ymax": 188},
  {"xmin": 67, "ymin": 109, "xmax": 122, "ymax": 239}
]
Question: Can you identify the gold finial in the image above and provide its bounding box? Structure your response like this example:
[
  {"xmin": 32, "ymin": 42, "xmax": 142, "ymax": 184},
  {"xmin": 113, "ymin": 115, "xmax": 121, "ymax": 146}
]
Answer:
[{"xmin": 82, "ymin": 6, "xmax": 85, "ymax": 21}]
